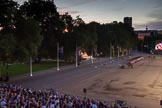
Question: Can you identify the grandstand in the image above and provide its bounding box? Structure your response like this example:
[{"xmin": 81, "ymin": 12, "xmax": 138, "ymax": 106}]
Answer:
[{"xmin": 0, "ymin": 83, "xmax": 136, "ymax": 108}]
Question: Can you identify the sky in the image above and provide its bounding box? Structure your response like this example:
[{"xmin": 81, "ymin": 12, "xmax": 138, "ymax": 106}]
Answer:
[{"xmin": 15, "ymin": 0, "xmax": 162, "ymax": 30}]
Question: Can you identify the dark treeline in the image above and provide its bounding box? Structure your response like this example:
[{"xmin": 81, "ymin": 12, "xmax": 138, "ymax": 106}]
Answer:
[{"xmin": 0, "ymin": 0, "xmax": 138, "ymax": 65}]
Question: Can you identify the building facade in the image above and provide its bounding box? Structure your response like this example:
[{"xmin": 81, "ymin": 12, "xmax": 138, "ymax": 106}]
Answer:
[{"xmin": 124, "ymin": 17, "xmax": 132, "ymax": 27}]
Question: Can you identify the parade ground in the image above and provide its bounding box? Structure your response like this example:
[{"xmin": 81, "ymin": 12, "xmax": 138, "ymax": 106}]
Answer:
[{"xmin": 9, "ymin": 54, "xmax": 162, "ymax": 108}]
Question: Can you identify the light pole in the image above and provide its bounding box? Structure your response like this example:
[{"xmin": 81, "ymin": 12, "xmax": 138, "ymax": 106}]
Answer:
[
  {"xmin": 57, "ymin": 42, "xmax": 60, "ymax": 71},
  {"xmin": 112, "ymin": 46, "xmax": 114, "ymax": 57},
  {"xmin": 91, "ymin": 51, "xmax": 94, "ymax": 64},
  {"xmin": 76, "ymin": 44, "xmax": 78, "ymax": 67},
  {"xmin": 30, "ymin": 56, "xmax": 33, "ymax": 76},
  {"xmin": 117, "ymin": 46, "xmax": 120, "ymax": 58},
  {"xmin": 110, "ymin": 42, "xmax": 112, "ymax": 59},
  {"xmin": 56, "ymin": 27, "xmax": 68, "ymax": 71}
]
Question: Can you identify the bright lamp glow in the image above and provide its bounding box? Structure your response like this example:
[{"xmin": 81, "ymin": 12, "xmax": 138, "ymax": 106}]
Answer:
[{"xmin": 155, "ymin": 42, "xmax": 162, "ymax": 50}]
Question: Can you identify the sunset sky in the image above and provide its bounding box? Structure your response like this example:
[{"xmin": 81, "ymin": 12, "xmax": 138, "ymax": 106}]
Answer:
[{"xmin": 15, "ymin": 0, "xmax": 162, "ymax": 30}]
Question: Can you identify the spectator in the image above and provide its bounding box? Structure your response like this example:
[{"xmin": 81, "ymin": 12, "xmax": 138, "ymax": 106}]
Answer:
[{"xmin": 0, "ymin": 83, "xmax": 131, "ymax": 108}]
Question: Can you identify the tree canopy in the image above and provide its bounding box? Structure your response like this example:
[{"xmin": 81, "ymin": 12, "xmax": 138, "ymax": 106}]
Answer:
[{"xmin": 0, "ymin": 0, "xmax": 138, "ymax": 62}]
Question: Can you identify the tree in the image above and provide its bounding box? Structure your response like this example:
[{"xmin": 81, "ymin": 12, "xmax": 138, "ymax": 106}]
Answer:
[
  {"xmin": 59, "ymin": 13, "xmax": 75, "ymax": 59},
  {"xmin": 83, "ymin": 22, "xmax": 98, "ymax": 55},
  {"xmin": 97, "ymin": 24, "xmax": 112, "ymax": 56},
  {"xmin": 0, "ymin": 0, "xmax": 18, "ymax": 29},
  {"xmin": 0, "ymin": 0, "xmax": 18, "ymax": 80},
  {"xmin": 14, "ymin": 18, "xmax": 42, "ymax": 76},
  {"xmin": 19, "ymin": 0, "xmax": 64, "ymax": 60},
  {"xmin": 96, "ymin": 22, "xmax": 137, "ymax": 57},
  {"xmin": 0, "ymin": 30, "xmax": 16, "ymax": 80}
]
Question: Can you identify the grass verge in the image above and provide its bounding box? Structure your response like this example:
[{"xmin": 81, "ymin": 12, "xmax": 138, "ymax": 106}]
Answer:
[{"xmin": 0, "ymin": 61, "xmax": 72, "ymax": 77}]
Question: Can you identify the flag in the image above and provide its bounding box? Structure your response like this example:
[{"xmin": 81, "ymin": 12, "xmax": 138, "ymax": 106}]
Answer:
[{"xmin": 155, "ymin": 43, "xmax": 162, "ymax": 50}]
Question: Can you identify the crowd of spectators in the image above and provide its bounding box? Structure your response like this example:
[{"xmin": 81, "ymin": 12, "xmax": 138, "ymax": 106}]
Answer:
[{"xmin": 0, "ymin": 83, "xmax": 134, "ymax": 108}]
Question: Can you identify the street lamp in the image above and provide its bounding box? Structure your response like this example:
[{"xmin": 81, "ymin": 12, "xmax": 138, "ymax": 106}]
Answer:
[
  {"xmin": 117, "ymin": 46, "xmax": 120, "ymax": 58},
  {"xmin": 91, "ymin": 51, "xmax": 94, "ymax": 64},
  {"xmin": 112, "ymin": 46, "xmax": 114, "ymax": 57},
  {"xmin": 76, "ymin": 44, "xmax": 78, "ymax": 67},
  {"xmin": 57, "ymin": 42, "xmax": 60, "ymax": 71},
  {"xmin": 30, "ymin": 56, "xmax": 33, "ymax": 76},
  {"xmin": 76, "ymin": 46, "xmax": 81, "ymax": 67},
  {"xmin": 110, "ymin": 42, "xmax": 112, "ymax": 59},
  {"xmin": 56, "ymin": 27, "xmax": 68, "ymax": 71}
]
